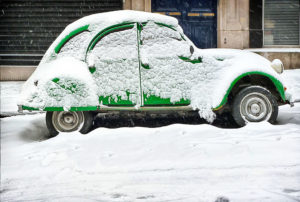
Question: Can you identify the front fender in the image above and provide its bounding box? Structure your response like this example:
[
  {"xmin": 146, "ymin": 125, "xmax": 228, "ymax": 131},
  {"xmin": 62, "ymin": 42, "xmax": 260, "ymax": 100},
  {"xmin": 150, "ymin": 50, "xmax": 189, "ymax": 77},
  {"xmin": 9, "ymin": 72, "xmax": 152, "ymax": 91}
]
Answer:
[{"xmin": 213, "ymin": 71, "xmax": 286, "ymax": 111}]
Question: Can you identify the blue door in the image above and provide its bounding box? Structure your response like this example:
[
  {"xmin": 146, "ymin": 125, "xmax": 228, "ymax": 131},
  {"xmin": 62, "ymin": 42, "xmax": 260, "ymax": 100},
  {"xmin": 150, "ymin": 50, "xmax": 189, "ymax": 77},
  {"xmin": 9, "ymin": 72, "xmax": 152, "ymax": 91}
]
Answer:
[{"xmin": 152, "ymin": 0, "xmax": 217, "ymax": 49}]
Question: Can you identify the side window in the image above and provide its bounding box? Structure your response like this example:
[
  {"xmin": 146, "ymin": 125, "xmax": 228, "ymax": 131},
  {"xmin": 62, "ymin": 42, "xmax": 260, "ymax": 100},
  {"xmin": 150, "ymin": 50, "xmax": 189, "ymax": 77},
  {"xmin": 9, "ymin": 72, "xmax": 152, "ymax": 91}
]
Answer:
[
  {"xmin": 140, "ymin": 21, "xmax": 190, "ymax": 58},
  {"xmin": 58, "ymin": 31, "xmax": 91, "ymax": 61},
  {"xmin": 90, "ymin": 25, "xmax": 138, "ymax": 61}
]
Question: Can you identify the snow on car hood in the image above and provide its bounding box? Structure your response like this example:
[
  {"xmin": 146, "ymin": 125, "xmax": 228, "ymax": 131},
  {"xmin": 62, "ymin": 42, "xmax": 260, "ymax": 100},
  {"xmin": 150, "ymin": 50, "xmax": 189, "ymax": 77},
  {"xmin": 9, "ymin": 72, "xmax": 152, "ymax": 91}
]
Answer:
[{"xmin": 187, "ymin": 49, "xmax": 287, "ymax": 122}]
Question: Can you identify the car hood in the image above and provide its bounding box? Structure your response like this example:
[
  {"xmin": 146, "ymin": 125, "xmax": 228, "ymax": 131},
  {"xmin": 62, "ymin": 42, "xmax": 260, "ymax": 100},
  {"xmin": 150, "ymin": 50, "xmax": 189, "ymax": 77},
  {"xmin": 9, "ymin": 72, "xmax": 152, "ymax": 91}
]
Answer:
[{"xmin": 191, "ymin": 48, "xmax": 290, "ymax": 106}]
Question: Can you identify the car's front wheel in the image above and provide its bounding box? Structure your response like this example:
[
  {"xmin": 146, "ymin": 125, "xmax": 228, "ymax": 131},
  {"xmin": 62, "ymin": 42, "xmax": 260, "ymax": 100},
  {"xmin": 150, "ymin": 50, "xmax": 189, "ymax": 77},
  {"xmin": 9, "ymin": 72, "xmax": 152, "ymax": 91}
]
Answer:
[
  {"xmin": 46, "ymin": 111, "xmax": 94, "ymax": 137},
  {"xmin": 232, "ymin": 86, "xmax": 278, "ymax": 126}
]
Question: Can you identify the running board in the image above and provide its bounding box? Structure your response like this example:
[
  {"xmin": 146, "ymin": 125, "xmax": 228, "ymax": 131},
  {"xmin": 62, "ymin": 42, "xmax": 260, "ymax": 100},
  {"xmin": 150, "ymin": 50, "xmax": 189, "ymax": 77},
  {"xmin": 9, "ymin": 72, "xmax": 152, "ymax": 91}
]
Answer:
[{"xmin": 98, "ymin": 105, "xmax": 193, "ymax": 112}]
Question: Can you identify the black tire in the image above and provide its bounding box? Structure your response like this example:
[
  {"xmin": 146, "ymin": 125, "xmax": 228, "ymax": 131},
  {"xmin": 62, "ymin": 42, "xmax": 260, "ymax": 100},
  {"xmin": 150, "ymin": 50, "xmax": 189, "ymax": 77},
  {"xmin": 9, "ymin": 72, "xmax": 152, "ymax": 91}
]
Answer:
[
  {"xmin": 46, "ymin": 111, "xmax": 95, "ymax": 136},
  {"xmin": 46, "ymin": 111, "xmax": 59, "ymax": 137},
  {"xmin": 79, "ymin": 111, "xmax": 94, "ymax": 134},
  {"xmin": 232, "ymin": 86, "xmax": 278, "ymax": 127}
]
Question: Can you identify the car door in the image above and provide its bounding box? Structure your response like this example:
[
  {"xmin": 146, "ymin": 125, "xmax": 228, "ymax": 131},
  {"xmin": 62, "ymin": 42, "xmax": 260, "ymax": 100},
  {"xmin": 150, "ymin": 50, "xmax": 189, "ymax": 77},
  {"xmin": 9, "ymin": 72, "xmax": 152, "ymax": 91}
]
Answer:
[
  {"xmin": 86, "ymin": 23, "xmax": 141, "ymax": 106},
  {"xmin": 139, "ymin": 21, "xmax": 196, "ymax": 106}
]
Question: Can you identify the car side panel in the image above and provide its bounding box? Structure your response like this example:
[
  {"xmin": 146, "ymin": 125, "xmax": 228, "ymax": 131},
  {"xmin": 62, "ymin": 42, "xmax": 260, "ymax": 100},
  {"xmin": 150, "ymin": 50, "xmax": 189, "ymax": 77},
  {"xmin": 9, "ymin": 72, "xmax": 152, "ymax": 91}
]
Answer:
[
  {"xmin": 87, "ymin": 24, "xmax": 141, "ymax": 106},
  {"xmin": 139, "ymin": 21, "xmax": 192, "ymax": 106}
]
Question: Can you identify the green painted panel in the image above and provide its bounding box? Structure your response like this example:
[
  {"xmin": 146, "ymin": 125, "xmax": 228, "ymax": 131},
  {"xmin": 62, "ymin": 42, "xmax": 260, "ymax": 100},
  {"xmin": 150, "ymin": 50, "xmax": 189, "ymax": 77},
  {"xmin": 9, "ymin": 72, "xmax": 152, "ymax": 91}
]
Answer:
[
  {"xmin": 144, "ymin": 94, "xmax": 190, "ymax": 106},
  {"xmin": 89, "ymin": 67, "xmax": 96, "ymax": 73},
  {"xmin": 68, "ymin": 106, "xmax": 98, "ymax": 111},
  {"xmin": 99, "ymin": 95, "xmax": 135, "ymax": 106},
  {"xmin": 22, "ymin": 106, "xmax": 40, "ymax": 111},
  {"xmin": 141, "ymin": 63, "xmax": 150, "ymax": 69},
  {"xmin": 215, "ymin": 57, "xmax": 224, "ymax": 61},
  {"xmin": 51, "ymin": 77, "xmax": 79, "ymax": 94},
  {"xmin": 213, "ymin": 71, "xmax": 286, "ymax": 110},
  {"xmin": 178, "ymin": 56, "xmax": 202, "ymax": 64},
  {"xmin": 55, "ymin": 25, "xmax": 89, "ymax": 54},
  {"xmin": 154, "ymin": 22, "xmax": 176, "ymax": 31}
]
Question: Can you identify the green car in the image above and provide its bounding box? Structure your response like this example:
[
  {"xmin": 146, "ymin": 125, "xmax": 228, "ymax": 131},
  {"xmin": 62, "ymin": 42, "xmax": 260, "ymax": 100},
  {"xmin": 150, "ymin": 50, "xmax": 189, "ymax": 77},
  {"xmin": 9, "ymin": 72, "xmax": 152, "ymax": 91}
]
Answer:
[{"xmin": 18, "ymin": 10, "xmax": 290, "ymax": 136}]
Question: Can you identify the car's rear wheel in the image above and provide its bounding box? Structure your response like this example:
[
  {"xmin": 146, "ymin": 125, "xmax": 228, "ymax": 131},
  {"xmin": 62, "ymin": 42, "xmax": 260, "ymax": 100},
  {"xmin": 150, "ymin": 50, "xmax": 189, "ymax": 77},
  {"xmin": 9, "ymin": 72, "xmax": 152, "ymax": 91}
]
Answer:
[
  {"xmin": 232, "ymin": 86, "xmax": 278, "ymax": 126},
  {"xmin": 46, "ymin": 111, "xmax": 94, "ymax": 137}
]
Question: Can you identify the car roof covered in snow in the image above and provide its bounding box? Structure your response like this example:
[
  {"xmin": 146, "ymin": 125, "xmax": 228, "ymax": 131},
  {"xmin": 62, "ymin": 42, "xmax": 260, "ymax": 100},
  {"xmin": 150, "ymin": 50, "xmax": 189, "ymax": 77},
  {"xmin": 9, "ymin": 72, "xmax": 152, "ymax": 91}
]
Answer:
[
  {"xmin": 66, "ymin": 10, "xmax": 178, "ymax": 32},
  {"xmin": 39, "ymin": 10, "xmax": 179, "ymax": 65}
]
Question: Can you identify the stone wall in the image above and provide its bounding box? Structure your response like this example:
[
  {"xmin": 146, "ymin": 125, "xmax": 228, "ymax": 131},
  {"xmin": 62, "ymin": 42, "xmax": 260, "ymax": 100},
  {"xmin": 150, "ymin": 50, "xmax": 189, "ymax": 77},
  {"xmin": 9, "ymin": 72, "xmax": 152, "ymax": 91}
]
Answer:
[
  {"xmin": 123, "ymin": 0, "xmax": 151, "ymax": 12},
  {"xmin": 254, "ymin": 51, "xmax": 300, "ymax": 69},
  {"xmin": 0, "ymin": 66, "xmax": 36, "ymax": 81},
  {"xmin": 218, "ymin": 0, "xmax": 249, "ymax": 49}
]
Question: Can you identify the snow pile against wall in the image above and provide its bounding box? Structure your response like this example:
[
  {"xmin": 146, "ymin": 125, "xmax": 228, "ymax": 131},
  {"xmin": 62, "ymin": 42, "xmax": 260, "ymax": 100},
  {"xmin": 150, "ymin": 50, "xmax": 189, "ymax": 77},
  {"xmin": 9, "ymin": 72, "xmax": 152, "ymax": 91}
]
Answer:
[{"xmin": 18, "ymin": 57, "xmax": 98, "ymax": 109}]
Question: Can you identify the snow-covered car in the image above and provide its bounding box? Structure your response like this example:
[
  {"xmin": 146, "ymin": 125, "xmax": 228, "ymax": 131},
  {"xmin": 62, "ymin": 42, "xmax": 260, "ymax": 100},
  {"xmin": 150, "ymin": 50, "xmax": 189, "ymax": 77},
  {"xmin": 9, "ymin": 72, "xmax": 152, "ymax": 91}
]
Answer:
[{"xmin": 18, "ymin": 10, "xmax": 290, "ymax": 136}]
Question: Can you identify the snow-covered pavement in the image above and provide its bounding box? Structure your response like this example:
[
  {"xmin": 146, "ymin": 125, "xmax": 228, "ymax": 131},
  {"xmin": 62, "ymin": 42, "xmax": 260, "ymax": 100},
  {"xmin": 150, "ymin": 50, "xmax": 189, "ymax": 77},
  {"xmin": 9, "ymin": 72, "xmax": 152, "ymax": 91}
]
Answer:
[{"xmin": 1, "ymin": 70, "xmax": 300, "ymax": 202}]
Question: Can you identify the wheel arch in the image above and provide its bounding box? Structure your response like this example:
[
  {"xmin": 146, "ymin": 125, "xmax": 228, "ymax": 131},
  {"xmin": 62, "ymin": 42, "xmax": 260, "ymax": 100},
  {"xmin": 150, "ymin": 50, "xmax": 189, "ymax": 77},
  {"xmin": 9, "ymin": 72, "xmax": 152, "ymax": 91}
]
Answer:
[{"xmin": 213, "ymin": 71, "xmax": 286, "ymax": 111}]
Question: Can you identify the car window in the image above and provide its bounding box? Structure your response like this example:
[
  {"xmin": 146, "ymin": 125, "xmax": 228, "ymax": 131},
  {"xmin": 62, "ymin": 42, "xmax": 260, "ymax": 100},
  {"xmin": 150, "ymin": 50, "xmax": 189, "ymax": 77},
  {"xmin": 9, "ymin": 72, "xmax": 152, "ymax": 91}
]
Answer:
[
  {"xmin": 91, "ymin": 26, "xmax": 138, "ymax": 61},
  {"xmin": 140, "ymin": 21, "xmax": 190, "ymax": 58},
  {"xmin": 58, "ymin": 31, "xmax": 91, "ymax": 61}
]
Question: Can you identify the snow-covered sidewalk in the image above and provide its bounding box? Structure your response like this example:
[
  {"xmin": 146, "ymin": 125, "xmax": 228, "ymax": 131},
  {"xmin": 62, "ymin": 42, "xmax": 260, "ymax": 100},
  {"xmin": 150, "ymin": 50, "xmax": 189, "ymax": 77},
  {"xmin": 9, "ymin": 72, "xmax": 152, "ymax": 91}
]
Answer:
[{"xmin": 1, "ymin": 69, "xmax": 300, "ymax": 201}]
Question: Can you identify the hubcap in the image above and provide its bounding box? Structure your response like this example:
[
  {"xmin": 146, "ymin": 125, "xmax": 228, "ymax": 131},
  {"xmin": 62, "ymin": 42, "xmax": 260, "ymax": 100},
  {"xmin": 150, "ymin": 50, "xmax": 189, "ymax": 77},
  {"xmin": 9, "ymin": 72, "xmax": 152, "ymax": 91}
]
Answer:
[
  {"xmin": 250, "ymin": 103, "xmax": 260, "ymax": 114},
  {"xmin": 64, "ymin": 115, "xmax": 74, "ymax": 124},
  {"xmin": 52, "ymin": 111, "xmax": 84, "ymax": 132},
  {"xmin": 240, "ymin": 92, "xmax": 272, "ymax": 122}
]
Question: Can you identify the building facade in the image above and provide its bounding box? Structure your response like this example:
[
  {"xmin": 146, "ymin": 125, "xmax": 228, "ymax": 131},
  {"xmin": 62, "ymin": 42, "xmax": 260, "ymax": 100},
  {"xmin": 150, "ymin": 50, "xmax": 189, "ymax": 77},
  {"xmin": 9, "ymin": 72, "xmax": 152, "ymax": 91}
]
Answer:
[{"xmin": 0, "ymin": 0, "xmax": 299, "ymax": 80}]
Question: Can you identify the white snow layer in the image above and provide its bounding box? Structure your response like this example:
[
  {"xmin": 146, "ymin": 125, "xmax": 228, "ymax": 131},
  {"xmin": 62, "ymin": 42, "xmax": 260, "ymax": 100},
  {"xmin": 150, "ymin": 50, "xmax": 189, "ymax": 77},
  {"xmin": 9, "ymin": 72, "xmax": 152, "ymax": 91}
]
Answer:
[
  {"xmin": 88, "ymin": 24, "xmax": 140, "ymax": 104},
  {"xmin": 40, "ymin": 10, "xmax": 178, "ymax": 65},
  {"xmin": 18, "ymin": 11, "xmax": 289, "ymax": 122},
  {"xmin": 1, "ymin": 72, "xmax": 300, "ymax": 201},
  {"xmin": 58, "ymin": 31, "xmax": 92, "ymax": 61},
  {"xmin": 1, "ymin": 105, "xmax": 300, "ymax": 201},
  {"xmin": 4, "ymin": 69, "xmax": 300, "ymax": 115},
  {"xmin": 18, "ymin": 57, "xmax": 98, "ymax": 109}
]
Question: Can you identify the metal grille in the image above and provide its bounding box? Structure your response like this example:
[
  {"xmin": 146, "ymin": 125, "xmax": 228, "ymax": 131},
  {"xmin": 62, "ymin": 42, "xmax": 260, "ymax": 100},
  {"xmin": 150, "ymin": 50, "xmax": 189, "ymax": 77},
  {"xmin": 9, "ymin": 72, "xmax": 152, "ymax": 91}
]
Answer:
[
  {"xmin": 0, "ymin": 0, "xmax": 122, "ymax": 66},
  {"xmin": 264, "ymin": 0, "xmax": 300, "ymax": 45}
]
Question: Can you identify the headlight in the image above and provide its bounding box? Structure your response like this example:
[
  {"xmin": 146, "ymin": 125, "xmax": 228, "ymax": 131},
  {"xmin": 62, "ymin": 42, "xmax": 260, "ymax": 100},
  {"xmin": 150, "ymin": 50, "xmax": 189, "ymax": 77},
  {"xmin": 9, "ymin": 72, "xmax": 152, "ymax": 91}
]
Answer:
[{"xmin": 271, "ymin": 59, "xmax": 284, "ymax": 74}]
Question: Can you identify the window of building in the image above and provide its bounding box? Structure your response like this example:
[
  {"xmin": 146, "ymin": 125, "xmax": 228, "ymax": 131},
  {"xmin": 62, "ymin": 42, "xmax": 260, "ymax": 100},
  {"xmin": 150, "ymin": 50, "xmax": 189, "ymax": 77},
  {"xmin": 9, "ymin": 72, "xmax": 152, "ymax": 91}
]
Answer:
[{"xmin": 264, "ymin": 0, "xmax": 300, "ymax": 46}]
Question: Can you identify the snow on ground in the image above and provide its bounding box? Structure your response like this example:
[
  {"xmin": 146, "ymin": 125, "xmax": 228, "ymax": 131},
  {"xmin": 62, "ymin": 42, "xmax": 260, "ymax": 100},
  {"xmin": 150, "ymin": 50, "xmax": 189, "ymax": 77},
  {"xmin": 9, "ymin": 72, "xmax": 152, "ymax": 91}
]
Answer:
[
  {"xmin": 0, "ymin": 81, "xmax": 24, "ymax": 114},
  {"xmin": 1, "ymin": 69, "xmax": 300, "ymax": 201},
  {"xmin": 1, "ymin": 111, "xmax": 300, "ymax": 202}
]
